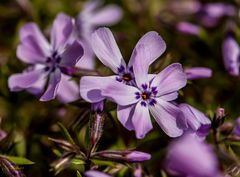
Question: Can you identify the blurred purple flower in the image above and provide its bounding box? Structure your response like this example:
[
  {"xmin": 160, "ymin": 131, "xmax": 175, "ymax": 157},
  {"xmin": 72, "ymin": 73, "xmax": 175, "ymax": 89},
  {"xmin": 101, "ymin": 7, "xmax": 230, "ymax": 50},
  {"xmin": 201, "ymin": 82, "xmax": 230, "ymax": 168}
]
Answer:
[
  {"xmin": 222, "ymin": 33, "xmax": 240, "ymax": 76},
  {"xmin": 80, "ymin": 28, "xmax": 187, "ymax": 138},
  {"xmin": 178, "ymin": 103, "xmax": 211, "ymax": 137},
  {"xmin": 165, "ymin": 134, "xmax": 223, "ymax": 177},
  {"xmin": 199, "ymin": 3, "xmax": 237, "ymax": 27},
  {"xmin": 76, "ymin": 0, "xmax": 122, "ymax": 69},
  {"xmin": 233, "ymin": 117, "xmax": 240, "ymax": 136},
  {"xmin": 85, "ymin": 170, "xmax": 111, "ymax": 177},
  {"xmin": 8, "ymin": 13, "xmax": 83, "ymax": 102},
  {"xmin": 176, "ymin": 22, "xmax": 201, "ymax": 36},
  {"xmin": 167, "ymin": 0, "xmax": 201, "ymax": 15},
  {"xmin": 184, "ymin": 67, "xmax": 212, "ymax": 80}
]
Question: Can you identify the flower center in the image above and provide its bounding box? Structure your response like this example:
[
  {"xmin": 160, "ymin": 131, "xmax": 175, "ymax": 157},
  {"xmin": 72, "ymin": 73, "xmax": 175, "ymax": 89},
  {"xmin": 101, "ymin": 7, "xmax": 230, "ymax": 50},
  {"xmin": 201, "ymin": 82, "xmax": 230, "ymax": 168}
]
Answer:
[
  {"xmin": 122, "ymin": 73, "xmax": 132, "ymax": 82},
  {"xmin": 141, "ymin": 92, "xmax": 150, "ymax": 100},
  {"xmin": 45, "ymin": 51, "xmax": 61, "ymax": 72}
]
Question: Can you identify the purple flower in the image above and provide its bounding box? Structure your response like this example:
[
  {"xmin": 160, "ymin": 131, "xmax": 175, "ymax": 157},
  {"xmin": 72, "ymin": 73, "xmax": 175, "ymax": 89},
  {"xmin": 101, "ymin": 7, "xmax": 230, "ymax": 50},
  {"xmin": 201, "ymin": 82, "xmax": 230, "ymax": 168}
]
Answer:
[
  {"xmin": 234, "ymin": 117, "xmax": 240, "ymax": 136},
  {"xmin": 8, "ymin": 13, "xmax": 83, "ymax": 102},
  {"xmin": 176, "ymin": 22, "xmax": 201, "ymax": 36},
  {"xmin": 85, "ymin": 170, "xmax": 111, "ymax": 177},
  {"xmin": 222, "ymin": 33, "xmax": 240, "ymax": 76},
  {"xmin": 165, "ymin": 134, "xmax": 223, "ymax": 177},
  {"xmin": 76, "ymin": 0, "xmax": 122, "ymax": 69},
  {"xmin": 199, "ymin": 3, "xmax": 236, "ymax": 27},
  {"xmin": 80, "ymin": 28, "xmax": 187, "ymax": 138},
  {"xmin": 80, "ymin": 27, "xmax": 166, "ymax": 102},
  {"xmin": 184, "ymin": 67, "xmax": 212, "ymax": 80},
  {"xmin": 178, "ymin": 103, "xmax": 211, "ymax": 137}
]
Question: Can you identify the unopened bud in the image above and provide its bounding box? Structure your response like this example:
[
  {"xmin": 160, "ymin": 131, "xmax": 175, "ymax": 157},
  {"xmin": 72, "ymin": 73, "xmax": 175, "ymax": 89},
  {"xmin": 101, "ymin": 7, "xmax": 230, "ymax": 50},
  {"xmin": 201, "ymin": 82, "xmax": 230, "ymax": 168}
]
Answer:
[
  {"xmin": 85, "ymin": 170, "xmax": 111, "ymax": 177},
  {"xmin": 94, "ymin": 150, "xmax": 151, "ymax": 163},
  {"xmin": 125, "ymin": 151, "xmax": 151, "ymax": 162},
  {"xmin": 216, "ymin": 108, "xmax": 225, "ymax": 119}
]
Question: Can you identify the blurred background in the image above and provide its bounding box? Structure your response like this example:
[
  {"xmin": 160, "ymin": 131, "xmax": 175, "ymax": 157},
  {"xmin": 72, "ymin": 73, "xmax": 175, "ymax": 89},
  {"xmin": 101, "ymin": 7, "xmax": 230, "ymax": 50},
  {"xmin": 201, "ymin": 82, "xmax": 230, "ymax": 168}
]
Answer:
[{"xmin": 0, "ymin": 0, "xmax": 240, "ymax": 176}]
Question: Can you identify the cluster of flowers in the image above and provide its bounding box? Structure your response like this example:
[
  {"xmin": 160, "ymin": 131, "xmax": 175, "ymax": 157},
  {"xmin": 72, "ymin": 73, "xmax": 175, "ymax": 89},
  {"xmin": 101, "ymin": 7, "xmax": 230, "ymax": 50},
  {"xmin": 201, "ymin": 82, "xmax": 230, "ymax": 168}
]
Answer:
[{"xmin": 5, "ymin": 0, "xmax": 240, "ymax": 177}]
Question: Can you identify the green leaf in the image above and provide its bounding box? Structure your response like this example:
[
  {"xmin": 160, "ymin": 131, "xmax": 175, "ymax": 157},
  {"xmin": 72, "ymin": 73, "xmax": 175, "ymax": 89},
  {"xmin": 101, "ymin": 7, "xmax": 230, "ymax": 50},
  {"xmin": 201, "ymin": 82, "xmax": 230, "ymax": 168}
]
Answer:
[
  {"xmin": 57, "ymin": 122, "xmax": 75, "ymax": 145},
  {"xmin": 76, "ymin": 171, "xmax": 82, "ymax": 177},
  {"xmin": 161, "ymin": 170, "xmax": 168, "ymax": 177},
  {"xmin": 71, "ymin": 158, "xmax": 85, "ymax": 165},
  {"xmin": 91, "ymin": 159, "xmax": 115, "ymax": 167},
  {"xmin": 4, "ymin": 155, "xmax": 34, "ymax": 165}
]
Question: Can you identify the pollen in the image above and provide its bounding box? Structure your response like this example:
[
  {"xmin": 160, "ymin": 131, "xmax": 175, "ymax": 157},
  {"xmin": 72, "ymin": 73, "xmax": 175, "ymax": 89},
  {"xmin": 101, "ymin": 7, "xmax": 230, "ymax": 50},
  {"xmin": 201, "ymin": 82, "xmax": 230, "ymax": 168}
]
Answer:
[
  {"xmin": 141, "ymin": 92, "xmax": 150, "ymax": 100},
  {"xmin": 122, "ymin": 73, "xmax": 132, "ymax": 81}
]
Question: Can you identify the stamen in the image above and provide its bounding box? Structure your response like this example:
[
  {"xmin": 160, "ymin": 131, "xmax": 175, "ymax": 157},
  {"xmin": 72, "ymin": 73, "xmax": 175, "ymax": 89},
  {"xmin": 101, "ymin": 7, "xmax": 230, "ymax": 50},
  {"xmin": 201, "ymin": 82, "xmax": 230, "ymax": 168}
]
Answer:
[
  {"xmin": 122, "ymin": 73, "xmax": 132, "ymax": 82},
  {"xmin": 141, "ymin": 92, "xmax": 150, "ymax": 100}
]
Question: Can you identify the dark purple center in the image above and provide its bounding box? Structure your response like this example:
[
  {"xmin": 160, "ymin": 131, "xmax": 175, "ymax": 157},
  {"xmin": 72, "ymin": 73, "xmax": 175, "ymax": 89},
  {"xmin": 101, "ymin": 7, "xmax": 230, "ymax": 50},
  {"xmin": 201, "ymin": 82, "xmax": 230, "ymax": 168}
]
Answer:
[
  {"xmin": 122, "ymin": 73, "xmax": 132, "ymax": 82},
  {"xmin": 141, "ymin": 92, "xmax": 151, "ymax": 100},
  {"xmin": 44, "ymin": 51, "xmax": 61, "ymax": 72}
]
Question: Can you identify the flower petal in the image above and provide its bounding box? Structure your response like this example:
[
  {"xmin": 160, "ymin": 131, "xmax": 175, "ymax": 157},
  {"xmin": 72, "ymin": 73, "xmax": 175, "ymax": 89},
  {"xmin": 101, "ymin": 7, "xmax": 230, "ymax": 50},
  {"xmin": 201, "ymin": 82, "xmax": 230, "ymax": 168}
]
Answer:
[
  {"xmin": 60, "ymin": 40, "xmax": 84, "ymax": 67},
  {"xmin": 19, "ymin": 23, "xmax": 49, "ymax": 53},
  {"xmin": 179, "ymin": 104, "xmax": 211, "ymax": 132},
  {"xmin": 57, "ymin": 75, "xmax": 80, "ymax": 103},
  {"xmin": 18, "ymin": 23, "xmax": 51, "ymax": 64},
  {"xmin": 80, "ymin": 76, "xmax": 116, "ymax": 103},
  {"xmin": 91, "ymin": 27, "xmax": 125, "ymax": 73},
  {"xmin": 129, "ymin": 31, "xmax": 166, "ymax": 67},
  {"xmin": 160, "ymin": 92, "xmax": 179, "ymax": 101},
  {"xmin": 17, "ymin": 43, "xmax": 46, "ymax": 64},
  {"xmin": 151, "ymin": 63, "xmax": 187, "ymax": 97},
  {"xmin": 40, "ymin": 69, "xmax": 61, "ymax": 101},
  {"xmin": 149, "ymin": 98, "xmax": 183, "ymax": 137},
  {"xmin": 222, "ymin": 35, "xmax": 240, "ymax": 76},
  {"xmin": 90, "ymin": 5, "xmax": 123, "ymax": 26},
  {"xmin": 101, "ymin": 79, "xmax": 140, "ymax": 106},
  {"xmin": 132, "ymin": 102, "xmax": 153, "ymax": 139},
  {"xmin": 117, "ymin": 105, "xmax": 135, "ymax": 131},
  {"xmin": 8, "ymin": 69, "xmax": 44, "ymax": 91},
  {"xmin": 132, "ymin": 45, "xmax": 151, "ymax": 88},
  {"xmin": 51, "ymin": 13, "xmax": 74, "ymax": 51},
  {"xmin": 75, "ymin": 39, "xmax": 95, "ymax": 69}
]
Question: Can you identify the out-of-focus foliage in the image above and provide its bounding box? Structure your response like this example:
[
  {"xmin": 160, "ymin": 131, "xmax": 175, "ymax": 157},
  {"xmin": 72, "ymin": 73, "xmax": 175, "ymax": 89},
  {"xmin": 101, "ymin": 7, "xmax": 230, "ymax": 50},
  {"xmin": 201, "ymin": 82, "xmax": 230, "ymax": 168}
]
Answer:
[{"xmin": 0, "ymin": 0, "xmax": 240, "ymax": 176}]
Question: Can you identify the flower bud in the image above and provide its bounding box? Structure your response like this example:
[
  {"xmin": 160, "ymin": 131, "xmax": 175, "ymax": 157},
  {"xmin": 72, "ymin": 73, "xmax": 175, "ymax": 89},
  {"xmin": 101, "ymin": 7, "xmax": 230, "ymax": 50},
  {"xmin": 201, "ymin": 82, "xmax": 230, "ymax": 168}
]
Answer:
[
  {"xmin": 216, "ymin": 108, "xmax": 225, "ymax": 119},
  {"xmin": 85, "ymin": 170, "xmax": 112, "ymax": 177},
  {"xmin": 94, "ymin": 150, "xmax": 151, "ymax": 163},
  {"xmin": 0, "ymin": 157, "xmax": 25, "ymax": 177}
]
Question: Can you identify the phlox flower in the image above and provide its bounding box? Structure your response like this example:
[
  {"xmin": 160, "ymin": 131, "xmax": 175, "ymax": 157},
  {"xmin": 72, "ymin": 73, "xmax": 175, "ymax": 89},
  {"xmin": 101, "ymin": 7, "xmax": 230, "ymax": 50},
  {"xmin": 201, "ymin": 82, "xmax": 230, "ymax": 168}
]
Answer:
[
  {"xmin": 80, "ymin": 27, "xmax": 187, "ymax": 138},
  {"xmin": 8, "ymin": 13, "xmax": 83, "ymax": 102},
  {"xmin": 222, "ymin": 33, "xmax": 240, "ymax": 76},
  {"xmin": 165, "ymin": 134, "xmax": 223, "ymax": 177}
]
